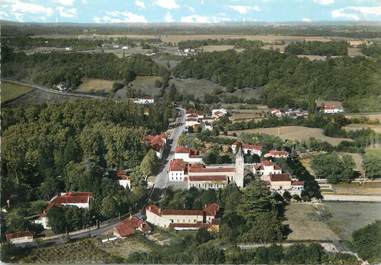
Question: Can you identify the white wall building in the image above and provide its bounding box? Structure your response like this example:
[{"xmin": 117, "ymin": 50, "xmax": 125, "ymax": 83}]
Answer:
[
  {"xmin": 231, "ymin": 142, "xmax": 262, "ymax": 156},
  {"xmin": 133, "ymin": 97, "xmax": 155, "ymax": 104},
  {"xmin": 253, "ymin": 160, "xmax": 282, "ymax": 181},
  {"xmin": 6, "ymin": 231, "xmax": 34, "ymax": 245},
  {"xmin": 264, "ymin": 150, "xmax": 289, "ymax": 159},
  {"xmin": 174, "ymin": 146, "xmax": 203, "ymax": 164}
]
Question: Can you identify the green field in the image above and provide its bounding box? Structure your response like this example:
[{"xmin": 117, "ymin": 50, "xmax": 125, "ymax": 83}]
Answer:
[
  {"xmin": 1, "ymin": 82, "xmax": 34, "ymax": 103},
  {"xmin": 366, "ymin": 147, "xmax": 381, "ymax": 157}
]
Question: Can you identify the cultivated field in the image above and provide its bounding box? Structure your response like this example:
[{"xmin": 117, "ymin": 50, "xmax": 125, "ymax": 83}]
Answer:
[
  {"xmin": 230, "ymin": 108, "xmax": 269, "ymax": 122},
  {"xmin": 115, "ymin": 76, "xmax": 163, "ymax": 98},
  {"xmin": 329, "ymin": 182, "xmax": 381, "ymax": 196},
  {"xmin": 1, "ymin": 81, "xmax": 34, "ymax": 103},
  {"xmin": 324, "ymin": 202, "xmax": 381, "ymax": 240},
  {"xmin": 229, "ymin": 126, "xmax": 352, "ymax": 146},
  {"xmin": 21, "ymin": 239, "xmax": 122, "ymax": 263},
  {"xmin": 366, "ymin": 147, "xmax": 381, "ymax": 157},
  {"xmin": 344, "ymin": 123, "xmax": 381, "ymax": 134},
  {"xmin": 345, "ymin": 113, "xmax": 381, "ymax": 123},
  {"xmin": 169, "ymin": 78, "xmax": 228, "ymax": 99},
  {"xmin": 285, "ymin": 203, "xmax": 340, "ymax": 241},
  {"xmin": 77, "ymin": 78, "xmax": 116, "ymax": 93}
]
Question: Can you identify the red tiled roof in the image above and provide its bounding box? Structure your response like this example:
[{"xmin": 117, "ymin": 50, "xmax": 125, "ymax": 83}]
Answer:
[
  {"xmin": 266, "ymin": 150, "xmax": 289, "ymax": 157},
  {"xmin": 242, "ymin": 143, "xmax": 262, "ymax": 150},
  {"xmin": 116, "ymin": 170, "xmax": 129, "ymax": 180},
  {"xmin": 146, "ymin": 205, "xmax": 161, "ymax": 216},
  {"xmin": 188, "ymin": 175, "xmax": 227, "ymax": 182},
  {"xmin": 204, "ymin": 203, "xmax": 219, "ymax": 216},
  {"xmin": 270, "ymin": 173, "xmax": 291, "ymax": 182},
  {"xmin": 50, "ymin": 192, "xmax": 92, "ymax": 205},
  {"xmin": 114, "ymin": 216, "xmax": 151, "ymax": 237},
  {"xmin": 61, "ymin": 192, "xmax": 92, "ymax": 197},
  {"xmin": 6, "ymin": 231, "xmax": 33, "ymax": 240},
  {"xmin": 169, "ymin": 159, "xmax": 187, "ymax": 172},
  {"xmin": 262, "ymin": 160, "xmax": 273, "ymax": 166},
  {"xmin": 291, "ymin": 180, "xmax": 305, "ymax": 186},
  {"xmin": 188, "ymin": 165, "xmax": 235, "ymax": 173},
  {"xmin": 175, "ymin": 146, "xmax": 191, "ymax": 153},
  {"xmin": 145, "ymin": 134, "xmax": 166, "ymax": 152}
]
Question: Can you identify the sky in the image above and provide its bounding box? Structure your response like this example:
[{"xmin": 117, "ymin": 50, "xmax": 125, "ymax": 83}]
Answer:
[{"xmin": 0, "ymin": 0, "xmax": 381, "ymax": 23}]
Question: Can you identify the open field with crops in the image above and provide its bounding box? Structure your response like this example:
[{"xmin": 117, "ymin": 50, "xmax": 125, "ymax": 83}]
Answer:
[
  {"xmin": 324, "ymin": 202, "xmax": 381, "ymax": 240},
  {"xmin": 345, "ymin": 113, "xmax": 381, "ymax": 123},
  {"xmin": 366, "ymin": 147, "xmax": 381, "ymax": 156},
  {"xmin": 115, "ymin": 76, "xmax": 163, "ymax": 98},
  {"xmin": 20, "ymin": 239, "xmax": 123, "ymax": 263},
  {"xmin": 77, "ymin": 78, "xmax": 116, "ymax": 93},
  {"xmin": 328, "ymin": 182, "xmax": 381, "ymax": 196},
  {"xmin": 229, "ymin": 126, "xmax": 351, "ymax": 146},
  {"xmin": 344, "ymin": 123, "xmax": 381, "ymax": 134},
  {"xmin": 285, "ymin": 203, "xmax": 340, "ymax": 241},
  {"xmin": 1, "ymin": 81, "xmax": 34, "ymax": 103}
]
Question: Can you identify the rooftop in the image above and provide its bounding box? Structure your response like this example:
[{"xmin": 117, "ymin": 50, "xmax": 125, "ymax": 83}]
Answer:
[{"xmin": 270, "ymin": 173, "xmax": 291, "ymax": 182}]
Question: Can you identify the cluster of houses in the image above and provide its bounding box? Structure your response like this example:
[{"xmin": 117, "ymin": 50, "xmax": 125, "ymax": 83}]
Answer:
[
  {"xmin": 144, "ymin": 133, "xmax": 167, "ymax": 159},
  {"xmin": 270, "ymin": 108, "xmax": 308, "ymax": 118},
  {"xmin": 132, "ymin": 97, "xmax": 155, "ymax": 105},
  {"xmin": 185, "ymin": 108, "xmax": 227, "ymax": 132}
]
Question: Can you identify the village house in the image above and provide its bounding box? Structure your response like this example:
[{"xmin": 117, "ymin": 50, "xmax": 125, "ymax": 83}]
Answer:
[
  {"xmin": 231, "ymin": 141, "xmax": 262, "ymax": 156},
  {"xmin": 174, "ymin": 146, "xmax": 203, "ymax": 164},
  {"xmin": 316, "ymin": 100, "xmax": 344, "ymax": 114},
  {"xmin": 267, "ymin": 173, "xmax": 304, "ymax": 196},
  {"xmin": 5, "ymin": 231, "xmax": 34, "ymax": 245},
  {"xmin": 116, "ymin": 169, "xmax": 131, "ymax": 189},
  {"xmin": 253, "ymin": 160, "xmax": 282, "ymax": 181},
  {"xmin": 271, "ymin": 108, "xmax": 283, "ymax": 118},
  {"xmin": 113, "ymin": 216, "xmax": 152, "ymax": 238},
  {"xmin": 34, "ymin": 192, "xmax": 93, "ymax": 229},
  {"xmin": 144, "ymin": 134, "xmax": 167, "ymax": 159},
  {"xmin": 264, "ymin": 150, "xmax": 289, "ymax": 159},
  {"xmin": 145, "ymin": 203, "xmax": 219, "ymax": 231},
  {"xmin": 211, "ymin": 108, "xmax": 227, "ymax": 119},
  {"xmin": 133, "ymin": 97, "xmax": 155, "ymax": 104},
  {"xmin": 169, "ymin": 147, "xmax": 245, "ymax": 189}
]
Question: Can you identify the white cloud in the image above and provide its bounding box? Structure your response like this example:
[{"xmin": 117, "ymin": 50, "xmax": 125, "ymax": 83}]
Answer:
[
  {"xmin": 164, "ymin": 12, "xmax": 174, "ymax": 22},
  {"xmin": 94, "ymin": 11, "xmax": 147, "ymax": 23},
  {"xmin": 185, "ymin": 5, "xmax": 195, "ymax": 12},
  {"xmin": 313, "ymin": 0, "xmax": 335, "ymax": 5},
  {"xmin": 0, "ymin": 10, "xmax": 9, "ymax": 19},
  {"xmin": 52, "ymin": 0, "xmax": 75, "ymax": 6},
  {"xmin": 180, "ymin": 14, "xmax": 231, "ymax": 23},
  {"xmin": 302, "ymin": 17, "xmax": 312, "ymax": 22},
  {"xmin": 228, "ymin": 5, "xmax": 260, "ymax": 14},
  {"xmin": 135, "ymin": 0, "xmax": 145, "ymax": 9},
  {"xmin": 56, "ymin": 6, "xmax": 77, "ymax": 17},
  {"xmin": 331, "ymin": 5, "xmax": 381, "ymax": 20},
  {"xmin": 10, "ymin": 0, "xmax": 54, "ymax": 17},
  {"xmin": 154, "ymin": 0, "xmax": 179, "ymax": 9}
]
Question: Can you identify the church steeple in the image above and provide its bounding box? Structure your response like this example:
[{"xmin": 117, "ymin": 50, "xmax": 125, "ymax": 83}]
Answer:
[{"xmin": 234, "ymin": 146, "xmax": 244, "ymax": 188}]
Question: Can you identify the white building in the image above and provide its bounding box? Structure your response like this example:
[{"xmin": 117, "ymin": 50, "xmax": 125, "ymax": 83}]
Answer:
[
  {"xmin": 264, "ymin": 150, "xmax": 289, "ymax": 159},
  {"xmin": 268, "ymin": 173, "xmax": 304, "ymax": 196},
  {"xmin": 211, "ymin": 109, "xmax": 227, "ymax": 119},
  {"xmin": 169, "ymin": 159, "xmax": 187, "ymax": 182},
  {"xmin": 231, "ymin": 142, "xmax": 262, "ymax": 156},
  {"xmin": 174, "ymin": 146, "xmax": 203, "ymax": 164},
  {"xmin": 253, "ymin": 160, "xmax": 282, "ymax": 181},
  {"xmin": 6, "ymin": 231, "xmax": 33, "ymax": 245},
  {"xmin": 116, "ymin": 170, "xmax": 131, "ymax": 189},
  {"xmin": 144, "ymin": 134, "xmax": 167, "ymax": 159},
  {"xmin": 322, "ymin": 104, "xmax": 344, "ymax": 114},
  {"xmin": 145, "ymin": 203, "xmax": 219, "ymax": 231},
  {"xmin": 133, "ymin": 97, "xmax": 154, "ymax": 104}
]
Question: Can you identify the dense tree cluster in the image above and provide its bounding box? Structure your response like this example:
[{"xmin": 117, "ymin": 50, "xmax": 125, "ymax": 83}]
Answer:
[
  {"xmin": 363, "ymin": 152, "xmax": 381, "ymax": 179},
  {"xmin": 2, "ymin": 47, "xmax": 168, "ymax": 90},
  {"xmin": 174, "ymin": 49, "xmax": 381, "ymax": 111},
  {"xmin": 1, "ymin": 100, "xmax": 173, "ymax": 234},
  {"xmin": 178, "ymin": 38, "xmax": 263, "ymax": 50},
  {"xmin": 285, "ymin": 41, "xmax": 348, "ymax": 56},
  {"xmin": 352, "ymin": 221, "xmax": 381, "ymax": 264},
  {"xmin": 361, "ymin": 43, "xmax": 381, "ymax": 59}
]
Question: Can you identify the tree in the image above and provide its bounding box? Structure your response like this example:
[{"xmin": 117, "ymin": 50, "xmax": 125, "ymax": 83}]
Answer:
[
  {"xmin": 363, "ymin": 153, "xmax": 381, "ymax": 179},
  {"xmin": 140, "ymin": 149, "xmax": 159, "ymax": 177},
  {"xmin": 47, "ymin": 207, "xmax": 67, "ymax": 234},
  {"xmin": 112, "ymin": 82, "xmax": 124, "ymax": 92},
  {"xmin": 195, "ymin": 228, "xmax": 212, "ymax": 244},
  {"xmin": 352, "ymin": 221, "xmax": 381, "ymax": 263},
  {"xmin": 193, "ymin": 245, "xmax": 225, "ymax": 264}
]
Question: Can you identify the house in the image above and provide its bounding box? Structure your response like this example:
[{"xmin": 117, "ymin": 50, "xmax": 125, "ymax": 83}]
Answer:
[
  {"xmin": 116, "ymin": 170, "xmax": 131, "ymax": 189},
  {"xmin": 187, "ymin": 175, "xmax": 228, "ymax": 190},
  {"xmin": 271, "ymin": 108, "xmax": 283, "ymax": 118},
  {"xmin": 174, "ymin": 146, "xmax": 203, "ymax": 164},
  {"xmin": 169, "ymin": 159, "xmax": 187, "ymax": 182},
  {"xmin": 211, "ymin": 109, "xmax": 227, "ymax": 119},
  {"xmin": 113, "ymin": 216, "xmax": 151, "ymax": 238},
  {"xmin": 231, "ymin": 142, "xmax": 262, "ymax": 156},
  {"xmin": 185, "ymin": 117, "xmax": 201, "ymax": 130},
  {"xmin": 144, "ymin": 134, "xmax": 167, "ymax": 159},
  {"xmin": 264, "ymin": 150, "xmax": 289, "ymax": 158},
  {"xmin": 34, "ymin": 192, "xmax": 93, "ymax": 229},
  {"xmin": 316, "ymin": 100, "xmax": 344, "ymax": 114},
  {"xmin": 133, "ymin": 97, "xmax": 154, "ymax": 104},
  {"xmin": 5, "ymin": 231, "xmax": 33, "ymax": 244},
  {"xmin": 253, "ymin": 160, "xmax": 282, "ymax": 181},
  {"xmin": 145, "ymin": 203, "xmax": 219, "ymax": 231},
  {"xmin": 268, "ymin": 173, "xmax": 304, "ymax": 195}
]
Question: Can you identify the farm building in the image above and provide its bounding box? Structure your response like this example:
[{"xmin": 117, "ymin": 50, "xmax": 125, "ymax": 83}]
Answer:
[
  {"xmin": 5, "ymin": 231, "xmax": 33, "ymax": 245},
  {"xmin": 113, "ymin": 216, "xmax": 151, "ymax": 238},
  {"xmin": 116, "ymin": 169, "xmax": 131, "ymax": 189},
  {"xmin": 231, "ymin": 141, "xmax": 262, "ymax": 156},
  {"xmin": 144, "ymin": 133, "xmax": 167, "ymax": 159}
]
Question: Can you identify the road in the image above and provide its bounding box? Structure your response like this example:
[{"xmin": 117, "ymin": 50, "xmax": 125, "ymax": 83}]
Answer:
[
  {"xmin": 2, "ymin": 79, "xmax": 106, "ymax": 100},
  {"xmin": 154, "ymin": 107, "xmax": 186, "ymax": 189}
]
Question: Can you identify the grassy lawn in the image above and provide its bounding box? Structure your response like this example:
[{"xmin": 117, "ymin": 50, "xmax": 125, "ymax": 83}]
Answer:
[
  {"xmin": 324, "ymin": 202, "xmax": 381, "ymax": 240},
  {"xmin": 1, "ymin": 81, "xmax": 34, "ymax": 103},
  {"xmin": 284, "ymin": 203, "xmax": 340, "ymax": 241},
  {"xmin": 331, "ymin": 182, "xmax": 381, "ymax": 195},
  {"xmin": 21, "ymin": 239, "xmax": 123, "ymax": 263},
  {"xmin": 229, "ymin": 126, "xmax": 352, "ymax": 146},
  {"xmin": 344, "ymin": 124, "xmax": 381, "ymax": 134},
  {"xmin": 77, "ymin": 78, "xmax": 116, "ymax": 93},
  {"xmin": 366, "ymin": 147, "xmax": 381, "ymax": 157}
]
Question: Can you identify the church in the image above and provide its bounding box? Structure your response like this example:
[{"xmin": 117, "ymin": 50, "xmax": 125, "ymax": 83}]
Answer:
[{"xmin": 168, "ymin": 147, "xmax": 245, "ymax": 189}]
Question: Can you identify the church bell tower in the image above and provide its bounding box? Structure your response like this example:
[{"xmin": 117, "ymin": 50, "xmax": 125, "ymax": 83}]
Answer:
[{"xmin": 234, "ymin": 146, "xmax": 244, "ymax": 188}]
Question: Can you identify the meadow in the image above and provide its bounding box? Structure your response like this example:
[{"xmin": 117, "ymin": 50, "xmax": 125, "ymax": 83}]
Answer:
[
  {"xmin": 77, "ymin": 78, "xmax": 116, "ymax": 93},
  {"xmin": 1, "ymin": 81, "xmax": 34, "ymax": 103}
]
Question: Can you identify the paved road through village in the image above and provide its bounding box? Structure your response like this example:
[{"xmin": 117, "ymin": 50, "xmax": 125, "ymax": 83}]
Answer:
[{"xmin": 154, "ymin": 107, "xmax": 186, "ymax": 189}]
